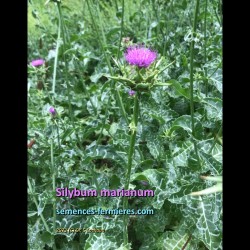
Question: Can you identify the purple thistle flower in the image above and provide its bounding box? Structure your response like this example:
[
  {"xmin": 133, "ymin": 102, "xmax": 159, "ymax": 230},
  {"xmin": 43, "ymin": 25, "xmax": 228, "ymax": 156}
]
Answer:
[
  {"xmin": 128, "ymin": 90, "xmax": 136, "ymax": 96},
  {"xmin": 31, "ymin": 59, "xmax": 45, "ymax": 67},
  {"xmin": 125, "ymin": 46, "xmax": 157, "ymax": 68},
  {"xmin": 49, "ymin": 107, "xmax": 56, "ymax": 116}
]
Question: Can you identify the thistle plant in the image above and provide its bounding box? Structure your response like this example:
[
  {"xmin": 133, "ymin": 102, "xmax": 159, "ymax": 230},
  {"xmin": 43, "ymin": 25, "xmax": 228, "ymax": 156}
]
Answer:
[
  {"xmin": 28, "ymin": 59, "xmax": 47, "ymax": 90},
  {"xmin": 107, "ymin": 44, "xmax": 174, "ymax": 246}
]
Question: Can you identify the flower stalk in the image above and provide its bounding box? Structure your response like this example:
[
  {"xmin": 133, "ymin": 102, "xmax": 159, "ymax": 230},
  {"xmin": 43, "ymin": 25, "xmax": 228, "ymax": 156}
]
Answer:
[
  {"xmin": 123, "ymin": 92, "xmax": 139, "ymax": 245},
  {"xmin": 50, "ymin": 127, "xmax": 57, "ymax": 250},
  {"xmin": 189, "ymin": 0, "xmax": 201, "ymax": 168}
]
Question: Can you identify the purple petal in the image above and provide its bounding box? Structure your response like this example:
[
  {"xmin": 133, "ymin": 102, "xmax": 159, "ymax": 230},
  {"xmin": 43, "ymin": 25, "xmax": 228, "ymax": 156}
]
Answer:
[
  {"xmin": 31, "ymin": 59, "xmax": 45, "ymax": 67},
  {"xmin": 125, "ymin": 46, "xmax": 157, "ymax": 68},
  {"xmin": 49, "ymin": 107, "xmax": 56, "ymax": 116},
  {"xmin": 128, "ymin": 90, "xmax": 136, "ymax": 96}
]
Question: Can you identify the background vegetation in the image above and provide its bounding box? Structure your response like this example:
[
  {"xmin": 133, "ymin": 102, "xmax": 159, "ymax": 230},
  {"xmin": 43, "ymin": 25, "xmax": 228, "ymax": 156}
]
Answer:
[{"xmin": 28, "ymin": 0, "xmax": 222, "ymax": 249}]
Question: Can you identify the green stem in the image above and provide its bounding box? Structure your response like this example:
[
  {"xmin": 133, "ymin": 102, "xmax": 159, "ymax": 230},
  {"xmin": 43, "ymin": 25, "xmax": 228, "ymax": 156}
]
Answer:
[
  {"xmin": 157, "ymin": 60, "xmax": 175, "ymax": 75},
  {"xmin": 28, "ymin": 178, "xmax": 52, "ymax": 234},
  {"xmin": 96, "ymin": 3, "xmax": 108, "ymax": 48},
  {"xmin": 55, "ymin": 121, "xmax": 61, "ymax": 153},
  {"xmin": 212, "ymin": 0, "xmax": 222, "ymax": 26},
  {"xmin": 151, "ymin": 0, "xmax": 164, "ymax": 41},
  {"xmin": 218, "ymin": 0, "xmax": 222, "ymax": 25},
  {"xmin": 91, "ymin": 100, "xmax": 112, "ymax": 197},
  {"xmin": 117, "ymin": 0, "xmax": 124, "ymax": 60},
  {"xmin": 208, "ymin": 126, "xmax": 222, "ymax": 154},
  {"xmin": 182, "ymin": 234, "xmax": 192, "ymax": 250},
  {"xmin": 54, "ymin": 120, "xmax": 66, "ymax": 174},
  {"xmin": 123, "ymin": 93, "xmax": 139, "ymax": 245},
  {"xmin": 208, "ymin": 61, "xmax": 222, "ymax": 78},
  {"xmin": 189, "ymin": 0, "xmax": 201, "ymax": 167},
  {"xmin": 57, "ymin": 3, "xmax": 83, "ymax": 148},
  {"xmin": 114, "ymin": 0, "xmax": 118, "ymax": 11},
  {"xmin": 87, "ymin": 0, "xmax": 112, "ymax": 72},
  {"xmin": 42, "ymin": 76, "xmax": 53, "ymax": 104},
  {"xmin": 115, "ymin": 86, "xmax": 129, "ymax": 125},
  {"xmin": 52, "ymin": 10, "xmax": 61, "ymax": 100},
  {"xmin": 204, "ymin": 0, "xmax": 208, "ymax": 96},
  {"xmin": 73, "ymin": 62, "xmax": 98, "ymax": 115},
  {"xmin": 50, "ymin": 133, "xmax": 57, "ymax": 250},
  {"xmin": 85, "ymin": 0, "xmax": 129, "ymax": 125}
]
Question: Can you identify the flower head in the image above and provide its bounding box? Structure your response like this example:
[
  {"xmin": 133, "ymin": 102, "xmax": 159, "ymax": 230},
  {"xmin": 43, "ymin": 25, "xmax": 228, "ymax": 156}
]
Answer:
[
  {"xmin": 128, "ymin": 90, "xmax": 136, "ymax": 96},
  {"xmin": 49, "ymin": 106, "xmax": 56, "ymax": 116},
  {"xmin": 31, "ymin": 59, "xmax": 45, "ymax": 67},
  {"xmin": 125, "ymin": 45, "xmax": 157, "ymax": 68}
]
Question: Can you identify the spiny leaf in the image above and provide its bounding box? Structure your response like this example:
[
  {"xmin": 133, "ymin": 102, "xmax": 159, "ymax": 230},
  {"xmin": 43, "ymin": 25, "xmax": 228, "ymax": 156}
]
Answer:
[
  {"xmin": 168, "ymin": 80, "xmax": 200, "ymax": 101},
  {"xmin": 85, "ymin": 144, "xmax": 127, "ymax": 167},
  {"xmin": 156, "ymin": 226, "xmax": 191, "ymax": 250},
  {"xmin": 169, "ymin": 115, "xmax": 203, "ymax": 140},
  {"xmin": 202, "ymin": 97, "xmax": 222, "ymax": 121}
]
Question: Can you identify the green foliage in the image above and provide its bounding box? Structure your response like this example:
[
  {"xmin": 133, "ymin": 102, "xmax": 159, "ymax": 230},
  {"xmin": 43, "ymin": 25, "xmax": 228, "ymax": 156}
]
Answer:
[{"xmin": 28, "ymin": 0, "xmax": 222, "ymax": 249}]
